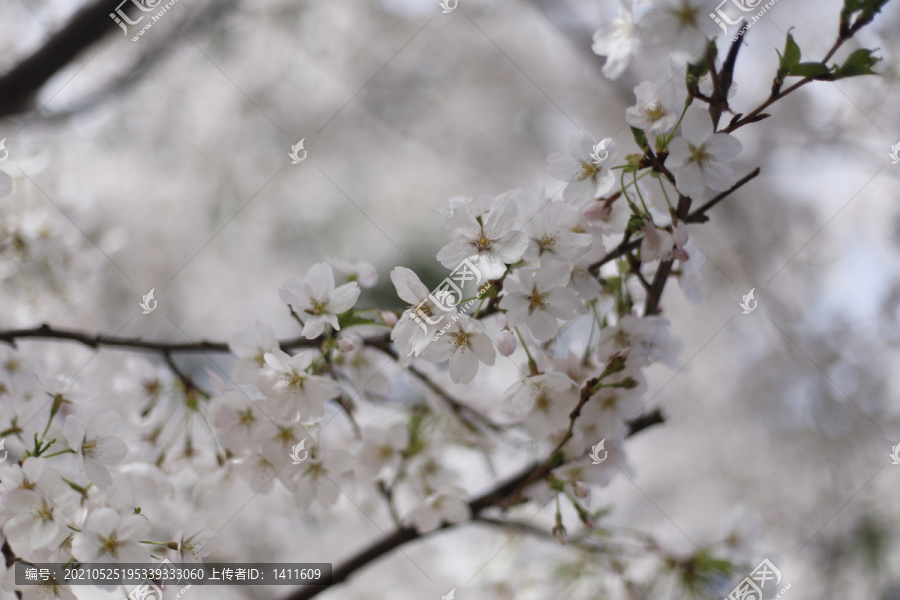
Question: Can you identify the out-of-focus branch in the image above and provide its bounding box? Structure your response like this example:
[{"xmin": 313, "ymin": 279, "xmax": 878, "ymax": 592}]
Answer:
[
  {"xmin": 0, "ymin": 322, "xmax": 331, "ymax": 353},
  {"xmin": 282, "ymin": 408, "xmax": 664, "ymax": 600},
  {"xmin": 0, "ymin": 0, "xmax": 122, "ymax": 116}
]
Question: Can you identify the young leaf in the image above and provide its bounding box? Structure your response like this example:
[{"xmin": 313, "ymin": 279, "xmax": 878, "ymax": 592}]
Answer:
[
  {"xmin": 832, "ymin": 48, "xmax": 881, "ymax": 78},
  {"xmin": 774, "ymin": 31, "xmax": 802, "ymax": 92},
  {"xmin": 630, "ymin": 127, "xmax": 649, "ymax": 151}
]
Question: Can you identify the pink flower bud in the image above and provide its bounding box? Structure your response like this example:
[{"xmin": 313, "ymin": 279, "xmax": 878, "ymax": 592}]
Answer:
[
  {"xmin": 582, "ymin": 200, "xmax": 611, "ymax": 221},
  {"xmin": 337, "ymin": 337, "xmax": 356, "ymax": 352},
  {"xmin": 573, "ymin": 480, "xmax": 590, "ymax": 500},
  {"xmin": 552, "ymin": 524, "xmax": 567, "ymax": 545},
  {"xmin": 378, "ymin": 310, "xmax": 398, "ymax": 326},
  {"xmin": 496, "ymin": 329, "xmax": 516, "ymax": 356}
]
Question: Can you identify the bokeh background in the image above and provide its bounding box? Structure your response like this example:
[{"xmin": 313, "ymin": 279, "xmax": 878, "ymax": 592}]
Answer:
[{"xmin": 1, "ymin": 0, "xmax": 900, "ymax": 598}]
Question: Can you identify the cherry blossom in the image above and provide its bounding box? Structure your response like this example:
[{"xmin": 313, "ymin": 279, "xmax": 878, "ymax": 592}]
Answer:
[
  {"xmin": 666, "ymin": 108, "xmax": 743, "ymax": 197},
  {"xmin": 288, "ymin": 447, "xmax": 354, "ymax": 510},
  {"xmin": 2, "ymin": 482, "xmax": 78, "ymax": 553},
  {"xmin": 72, "ymin": 507, "xmax": 152, "ymax": 563},
  {"xmin": 548, "ymin": 133, "xmax": 618, "ymax": 206},
  {"xmin": 357, "ymin": 422, "xmax": 409, "ymax": 480},
  {"xmin": 421, "ymin": 315, "xmax": 496, "ymax": 384},
  {"xmin": 640, "ymin": 219, "xmax": 675, "ymax": 263},
  {"xmin": 436, "ymin": 192, "xmax": 528, "ymax": 280},
  {"xmin": 256, "ymin": 349, "xmax": 342, "ymax": 424},
  {"xmin": 522, "ymin": 200, "xmax": 593, "ymax": 264},
  {"xmin": 227, "ymin": 320, "xmax": 278, "ymax": 386},
  {"xmin": 591, "ymin": 0, "xmax": 641, "ymax": 80},
  {"xmin": 279, "ymin": 262, "xmax": 361, "ymax": 339},
  {"xmin": 62, "ymin": 411, "xmax": 128, "ymax": 490},
  {"xmin": 407, "ymin": 485, "xmax": 471, "ymax": 533},
  {"xmin": 390, "ymin": 266, "xmax": 443, "ymax": 357},
  {"xmin": 499, "ymin": 261, "xmax": 582, "ymax": 341},
  {"xmin": 638, "ymin": 0, "xmax": 721, "ymax": 59},
  {"xmin": 500, "ymin": 371, "xmax": 575, "ymax": 418},
  {"xmin": 328, "ymin": 258, "xmax": 378, "ymax": 288},
  {"xmin": 173, "ymin": 517, "xmax": 220, "ymax": 562},
  {"xmin": 626, "ymin": 80, "xmax": 684, "ymax": 135}
]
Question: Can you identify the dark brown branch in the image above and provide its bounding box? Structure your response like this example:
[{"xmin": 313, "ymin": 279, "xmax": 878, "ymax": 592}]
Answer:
[
  {"xmin": 0, "ymin": 0, "xmax": 122, "ymax": 116},
  {"xmin": 0, "ymin": 323, "xmax": 337, "ymax": 353},
  {"xmin": 684, "ymin": 167, "xmax": 761, "ymax": 223},
  {"xmin": 643, "ymin": 195, "xmax": 691, "ymax": 316},
  {"xmin": 282, "ymin": 408, "xmax": 664, "ymax": 600}
]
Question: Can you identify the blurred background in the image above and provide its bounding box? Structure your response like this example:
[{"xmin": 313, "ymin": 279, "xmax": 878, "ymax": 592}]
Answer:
[{"xmin": 1, "ymin": 0, "xmax": 900, "ymax": 598}]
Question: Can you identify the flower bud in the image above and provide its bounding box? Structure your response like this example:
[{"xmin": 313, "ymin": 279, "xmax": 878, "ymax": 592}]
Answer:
[
  {"xmin": 337, "ymin": 337, "xmax": 356, "ymax": 352},
  {"xmin": 582, "ymin": 200, "xmax": 611, "ymax": 221},
  {"xmin": 552, "ymin": 523, "xmax": 567, "ymax": 545},
  {"xmin": 496, "ymin": 329, "xmax": 516, "ymax": 356},
  {"xmin": 378, "ymin": 310, "xmax": 398, "ymax": 326},
  {"xmin": 573, "ymin": 480, "xmax": 591, "ymax": 500}
]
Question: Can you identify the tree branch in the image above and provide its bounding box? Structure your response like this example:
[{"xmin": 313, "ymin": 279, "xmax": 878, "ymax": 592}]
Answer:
[
  {"xmin": 0, "ymin": 0, "xmax": 122, "ymax": 116},
  {"xmin": 282, "ymin": 408, "xmax": 664, "ymax": 600}
]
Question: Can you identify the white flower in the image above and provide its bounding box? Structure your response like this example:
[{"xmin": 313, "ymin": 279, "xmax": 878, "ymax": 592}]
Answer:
[
  {"xmin": 666, "ymin": 108, "xmax": 742, "ymax": 197},
  {"xmin": 569, "ymin": 242, "xmax": 607, "ymax": 302},
  {"xmin": 256, "ymin": 349, "xmax": 342, "ymax": 424},
  {"xmin": 522, "ymin": 201, "xmax": 593, "ymax": 263},
  {"xmin": 500, "ymin": 371, "xmax": 575, "ymax": 418},
  {"xmin": 63, "ymin": 411, "xmax": 128, "ymax": 490},
  {"xmin": 499, "ymin": 262, "xmax": 583, "ymax": 341},
  {"xmin": 592, "ymin": 0, "xmax": 641, "ymax": 80},
  {"xmin": 407, "ymin": 485, "xmax": 471, "ymax": 533},
  {"xmin": 2, "ymin": 477, "xmax": 78, "ymax": 553},
  {"xmin": 390, "ymin": 267, "xmax": 444, "ymax": 357},
  {"xmin": 358, "ymin": 422, "xmax": 409, "ymax": 480},
  {"xmin": 436, "ymin": 192, "xmax": 528, "ymax": 280},
  {"xmin": 328, "ymin": 258, "xmax": 378, "ymax": 288},
  {"xmin": 596, "ymin": 315, "xmax": 680, "ymax": 368},
  {"xmin": 174, "ymin": 517, "xmax": 220, "ymax": 562},
  {"xmin": 640, "ymin": 219, "xmax": 675, "ymax": 263},
  {"xmin": 626, "ymin": 80, "xmax": 683, "ymax": 135},
  {"xmin": 3, "ymin": 570, "xmax": 75, "ymax": 600},
  {"xmin": 638, "ymin": 0, "xmax": 721, "ymax": 60},
  {"xmin": 548, "ymin": 134, "xmax": 618, "ymax": 206},
  {"xmin": 72, "ymin": 507, "xmax": 151, "ymax": 563},
  {"xmin": 288, "ymin": 447, "xmax": 354, "ymax": 510},
  {"xmin": 209, "ymin": 390, "xmax": 268, "ymax": 453},
  {"xmin": 554, "ymin": 435, "xmax": 631, "ymax": 489},
  {"xmin": 421, "ymin": 315, "xmax": 496, "ymax": 384},
  {"xmin": 228, "ymin": 320, "xmax": 278, "ymax": 386},
  {"xmin": 279, "ymin": 263, "xmax": 361, "ymax": 339}
]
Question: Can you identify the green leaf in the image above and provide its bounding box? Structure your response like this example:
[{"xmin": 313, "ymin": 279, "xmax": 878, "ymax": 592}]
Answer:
[
  {"xmin": 788, "ymin": 62, "xmax": 832, "ymax": 78},
  {"xmin": 832, "ymin": 48, "xmax": 881, "ymax": 78},
  {"xmin": 776, "ymin": 31, "xmax": 801, "ymax": 75},
  {"xmin": 630, "ymin": 126, "xmax": 649, "ymax": 151},
  {"xmin": 686, "ymin": 43, "xmax": 716, "ymax": 95},
  {"xmin": 655, "ymin": 135, "xmax": 668, "ymax": 154}
]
